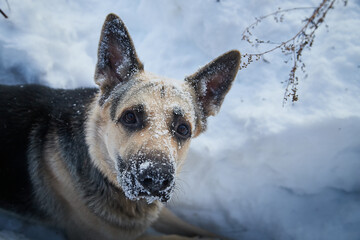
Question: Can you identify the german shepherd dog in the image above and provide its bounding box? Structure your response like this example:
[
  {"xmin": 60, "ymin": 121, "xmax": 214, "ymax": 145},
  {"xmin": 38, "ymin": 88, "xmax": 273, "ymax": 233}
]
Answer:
[{"xmin": 0, "ymin": 14, "xmax": 240, "ymax": 240}]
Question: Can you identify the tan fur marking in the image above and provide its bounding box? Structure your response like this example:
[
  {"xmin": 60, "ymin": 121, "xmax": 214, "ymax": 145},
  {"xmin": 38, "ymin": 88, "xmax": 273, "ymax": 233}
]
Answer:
[{"xmin": 86, "ymin": 96, "xmax": 121, "ymax": 187}]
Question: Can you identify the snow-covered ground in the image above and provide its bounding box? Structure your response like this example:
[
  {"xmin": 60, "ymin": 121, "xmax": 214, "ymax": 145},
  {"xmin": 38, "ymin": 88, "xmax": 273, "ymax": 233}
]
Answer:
[{"xmin": 0, "ymin": 0, "xmax": 359, "ymax": 239}]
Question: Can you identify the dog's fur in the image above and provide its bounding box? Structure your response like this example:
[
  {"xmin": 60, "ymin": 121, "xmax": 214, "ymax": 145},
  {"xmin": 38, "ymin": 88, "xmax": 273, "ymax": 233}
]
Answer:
[{"xmin": 0, "ymin": 14, "xmax": 240, "ymax": 240}]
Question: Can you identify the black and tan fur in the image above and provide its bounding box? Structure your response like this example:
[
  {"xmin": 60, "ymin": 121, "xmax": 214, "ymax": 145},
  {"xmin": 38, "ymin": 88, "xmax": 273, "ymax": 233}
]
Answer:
[{"xmin": 0, "ymin": 14, "xmax": 240, "ymax": 240}]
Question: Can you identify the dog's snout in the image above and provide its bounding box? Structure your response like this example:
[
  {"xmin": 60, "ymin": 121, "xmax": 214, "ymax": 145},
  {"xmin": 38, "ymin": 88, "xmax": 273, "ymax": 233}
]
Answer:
[{"xmin": 138, "ymin": 162, "xmax": 174, "ymax": 194}]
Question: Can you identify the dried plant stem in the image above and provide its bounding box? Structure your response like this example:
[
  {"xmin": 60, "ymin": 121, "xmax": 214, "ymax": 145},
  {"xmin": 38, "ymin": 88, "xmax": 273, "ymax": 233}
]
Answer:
[
  {"xmin": 1, "ymin": 0, "xmax": 11, "ymax": 19},
  {"xmin": 241, "ymin": 7, "xmax": 316, "ymax": 46},
  {"xmin": 0, "ymin": 9, "xmax": 8, "ymax": 18},
  {"xmin": 241, "ymin": 0, "xmax": 343, "ymax": 105}
]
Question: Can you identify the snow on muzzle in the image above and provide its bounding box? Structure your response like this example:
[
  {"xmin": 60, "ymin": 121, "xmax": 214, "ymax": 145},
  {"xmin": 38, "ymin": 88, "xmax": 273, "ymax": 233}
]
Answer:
[{"xmin": 117, "ymin": 152, "xmax": 175, "ymax": 204}]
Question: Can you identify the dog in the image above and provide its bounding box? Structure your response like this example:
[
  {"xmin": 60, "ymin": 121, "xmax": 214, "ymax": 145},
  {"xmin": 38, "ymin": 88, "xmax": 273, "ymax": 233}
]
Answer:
[{"xmin": 0, "ymin": 13, "xmax": 240, "ymax": 240}]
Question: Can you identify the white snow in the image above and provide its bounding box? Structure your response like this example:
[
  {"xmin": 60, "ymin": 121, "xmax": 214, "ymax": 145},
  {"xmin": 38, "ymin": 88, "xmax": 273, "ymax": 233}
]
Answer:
[
  {"xmin": 139, "ymin": 161, "xmax": 151, "ymax": 172},
  {"xmin": 0, "ymin": 0, "xmax": 360, "ymax": 239}
]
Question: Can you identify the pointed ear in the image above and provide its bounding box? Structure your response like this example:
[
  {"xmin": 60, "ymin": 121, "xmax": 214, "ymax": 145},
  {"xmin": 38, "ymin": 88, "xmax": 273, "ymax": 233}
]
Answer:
[
  {"xmin": 95, "ymin": 13, "xmax": 143, "ymax": 94},
  {"xmin": 185, "ymin": 50, "xmax": 240, "ymax": 122}
]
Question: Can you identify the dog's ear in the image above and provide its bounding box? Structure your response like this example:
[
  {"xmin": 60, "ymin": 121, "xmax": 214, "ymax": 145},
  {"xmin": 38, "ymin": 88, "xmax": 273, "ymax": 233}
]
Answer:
[
  {"xmin": 185, "ymin": 50, "xmax": 240, "ymax": 131},
  {"xmin": 95, "ymin": 13, "xmax": 143, "ymax": 94}
]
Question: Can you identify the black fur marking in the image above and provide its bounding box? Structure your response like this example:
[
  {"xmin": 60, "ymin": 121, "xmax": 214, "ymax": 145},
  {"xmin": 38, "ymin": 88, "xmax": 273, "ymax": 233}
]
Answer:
[
  {"xmin": 117, "ymin": 155, "xmax": 127, "ymax": 172},
  {"xmin": 173, "ymin": 106, "xmax": 185, "ymax": 117},
  {"xmin": 110, "ymin": 94, "xmax": 122, "ymax": 120},
  {"xmin": 0, "ymin": 84, "xmax": 97, "ymax": 217},
  {"xmin": 160, "ymin": 86, "xmax": 165, "ymax": 98}
]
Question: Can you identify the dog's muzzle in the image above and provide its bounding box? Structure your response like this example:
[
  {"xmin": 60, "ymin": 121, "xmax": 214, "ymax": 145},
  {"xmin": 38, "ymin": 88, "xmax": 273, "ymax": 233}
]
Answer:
[{"xmin": 117, "ymin": 152, "xmax": 175, "ymax": 203}]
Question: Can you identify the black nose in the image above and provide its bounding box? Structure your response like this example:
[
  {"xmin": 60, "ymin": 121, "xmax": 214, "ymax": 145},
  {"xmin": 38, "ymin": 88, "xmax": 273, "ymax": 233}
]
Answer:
[{"xmin": 138, "ymin": 162, "xmax": 174, "ymax": 194}]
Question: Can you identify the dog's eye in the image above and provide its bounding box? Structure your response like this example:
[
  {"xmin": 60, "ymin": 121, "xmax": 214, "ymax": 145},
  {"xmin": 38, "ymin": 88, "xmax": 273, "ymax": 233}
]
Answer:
[
  {"xmin": 122, "ymin": 111, "xmax": 137, "ymax": 125},
  {"xmin": 176, "ymin": 124, "xmax": 190, "ymax": 137}
]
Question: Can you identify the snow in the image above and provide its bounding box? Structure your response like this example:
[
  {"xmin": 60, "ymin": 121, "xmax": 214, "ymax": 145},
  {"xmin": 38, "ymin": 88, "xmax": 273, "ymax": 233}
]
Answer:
[
  {"xmin": 1, "ymin": 0, "xmax": 360, "ymax": 239},
  {"xmin": 139, "ymin": 161, "xmax": 151, "ymax": 171}
]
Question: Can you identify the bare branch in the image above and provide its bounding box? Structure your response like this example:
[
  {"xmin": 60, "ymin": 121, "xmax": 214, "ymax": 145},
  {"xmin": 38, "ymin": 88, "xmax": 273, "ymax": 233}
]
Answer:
[
  {"xmin": 0, "ymin": 9, "xmax": 8, "ymax": 19},
  {"xmin": 240, "ymin": 0, "xmax": 344, "ymax": 105}
]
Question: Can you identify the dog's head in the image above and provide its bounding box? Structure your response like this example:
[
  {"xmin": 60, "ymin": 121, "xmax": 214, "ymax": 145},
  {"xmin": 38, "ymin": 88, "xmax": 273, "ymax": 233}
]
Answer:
[{"xmin": 86, "ymin": 14, "xmax": 240, "ymax": 203}]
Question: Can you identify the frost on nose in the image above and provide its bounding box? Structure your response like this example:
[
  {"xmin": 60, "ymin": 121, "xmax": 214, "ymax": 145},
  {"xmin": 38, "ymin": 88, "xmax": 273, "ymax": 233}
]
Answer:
[
  {"xmin": 138, "ymin": 161, "xmax": 174, "ymax": 194},
  {"xmin": 118, "ymin": 151, "xmax": 176, "ymax": 204}
]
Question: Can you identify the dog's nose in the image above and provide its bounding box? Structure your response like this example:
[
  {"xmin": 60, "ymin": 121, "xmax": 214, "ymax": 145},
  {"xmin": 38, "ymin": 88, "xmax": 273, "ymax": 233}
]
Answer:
[{"xmin": 138, "ymin": 162, "xmax": 174, "ymax": 194}]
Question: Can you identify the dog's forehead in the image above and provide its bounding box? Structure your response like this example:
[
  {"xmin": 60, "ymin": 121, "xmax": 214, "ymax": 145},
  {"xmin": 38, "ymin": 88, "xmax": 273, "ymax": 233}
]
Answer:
[{"xmin": 126, "ymin": 72, "xmax": 195, "ymax": 116}]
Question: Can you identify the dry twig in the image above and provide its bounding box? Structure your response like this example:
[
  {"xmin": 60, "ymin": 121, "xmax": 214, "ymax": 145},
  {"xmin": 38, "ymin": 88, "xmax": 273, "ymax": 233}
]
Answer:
[
  {"xmin": 240, "ymin": 0, "xmax": 347, "ymax": 105},
  {"xmin": 0, "ymin": 9, "xmax": 8, "ymax": 18},
  {"xmin": 1, "ymin": 0, "xmax": 11, "ymax": 18}
]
